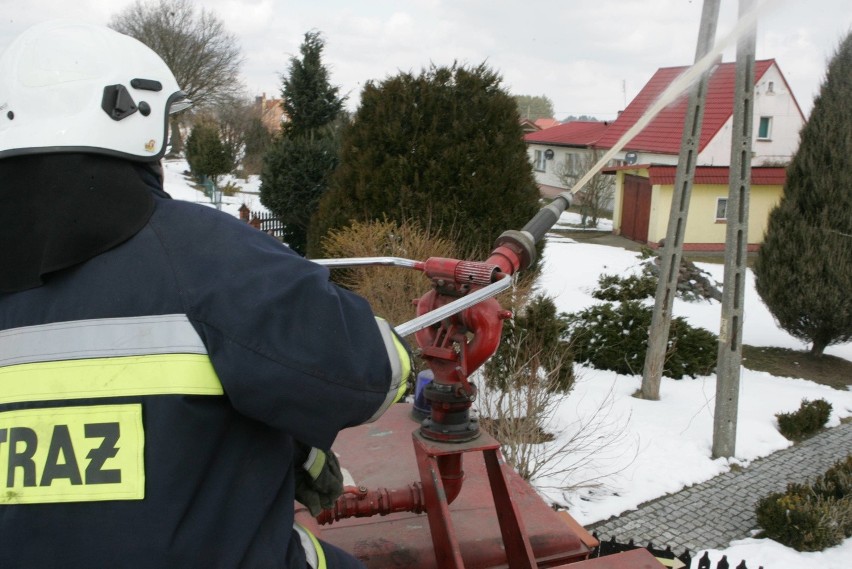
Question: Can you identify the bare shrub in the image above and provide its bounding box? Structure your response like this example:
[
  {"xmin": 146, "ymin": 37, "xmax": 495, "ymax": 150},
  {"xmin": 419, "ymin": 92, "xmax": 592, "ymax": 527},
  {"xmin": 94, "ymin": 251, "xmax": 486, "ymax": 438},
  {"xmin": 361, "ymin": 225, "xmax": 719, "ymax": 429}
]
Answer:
[
  {"xmin": 554, "ymin": 149, "xmax": 614, "ymax": 228},
  {"xmin": 534, "ymin": 381, "xmax": 638, "ymax": 499},
  {"xmin": 479, "ymin": 286, "xmax": 636, "ymax": 489},
  {"xmin": 320, "ymin": 218, "xmax": 459, "ymax": 334},
  {"xmin": 477, "ymin": 341, "xmax": 572, "ymax": 481},
  {"xmin": 476, "ymin": 361, "xmax": 635, "ymax": 493}
]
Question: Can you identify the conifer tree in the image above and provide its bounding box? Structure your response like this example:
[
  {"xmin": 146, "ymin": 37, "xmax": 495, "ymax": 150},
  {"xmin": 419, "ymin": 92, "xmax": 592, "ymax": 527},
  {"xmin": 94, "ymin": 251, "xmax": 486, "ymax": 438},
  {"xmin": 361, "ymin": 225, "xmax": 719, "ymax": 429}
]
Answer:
[
  {"xmin": 754, "ymin": 32, "xmax": 852, "ymax": 355},
  {"xmin": 514, "ymin": 94, "xmax": 555, "ymax": 121},
  {"xmin": 185, "ymin": 119, "xmax": 234, "ymax": 187},
  {"xmin": 260, "ymin": 31, "xmax": 345, "ymax": 255},
  {"xmin": 485, "ymin": 295, "xmax": 574, "ymax": 393},
  {"xmin": 310, "ymin": 62, "xmax": 541, "ymax": 258}
]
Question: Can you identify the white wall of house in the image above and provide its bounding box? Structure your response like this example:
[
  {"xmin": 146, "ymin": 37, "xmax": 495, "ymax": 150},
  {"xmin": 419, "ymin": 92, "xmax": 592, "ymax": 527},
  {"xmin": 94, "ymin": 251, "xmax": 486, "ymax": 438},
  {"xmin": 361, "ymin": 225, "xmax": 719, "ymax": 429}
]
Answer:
[
  {"xmin": 622, "ymin": 152, "xmax": 678, "ymax": 166},
  {"xmin": 527, "ymin": 144, "xmax": 618, "ymax": 209},
  {"xmin": 528, "ymin": 144, "xmax": 598, "ymax": 191},
  {"xmin": 698, "ymin": 64, "xmax": 804, "ymax": 166}
]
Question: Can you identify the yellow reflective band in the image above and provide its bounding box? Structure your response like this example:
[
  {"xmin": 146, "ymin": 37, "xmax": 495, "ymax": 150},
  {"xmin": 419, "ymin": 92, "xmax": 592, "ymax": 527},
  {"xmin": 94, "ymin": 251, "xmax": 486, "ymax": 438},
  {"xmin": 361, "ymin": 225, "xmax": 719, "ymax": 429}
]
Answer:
[
  {"xmin": 298, "ymin": 524, "xmax": 328, "ymax": 569},
  {"xmin": 304, "ymin": 448, "xmax": 327, "ymax": 481},
  {"xmin": 0, "ymin": 404, "xmax": 144, "ymax": 504},
  {"xmin": 390, "ymin": 333, "xmax": 410, "ymax": 404},
  {"xmin": 307, "ymin": 528, "xmax": 327, "ymax": 569},
  {"xmin": 0, "ymin": 354, "xmax": 223, "ymax": 406}
]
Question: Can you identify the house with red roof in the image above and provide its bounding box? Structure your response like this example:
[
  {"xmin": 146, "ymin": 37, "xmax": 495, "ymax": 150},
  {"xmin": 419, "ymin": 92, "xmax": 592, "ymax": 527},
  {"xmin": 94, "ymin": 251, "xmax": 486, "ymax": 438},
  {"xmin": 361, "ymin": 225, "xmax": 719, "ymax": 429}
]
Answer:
[
  {"xmin": 524, "ymin": 120, "xmax": 611, "ymax": 199},
  {"xmin": 520, "ymin": 118, "xmax": 541, "ymax": 135},
  {"xmin": 534, "ymin": 117, "xmax": 561, "ymax": 130},
  {"xmin": 599, "ymin": 59, "xmax": 804, "ymax": 250},
  {"xmin": 607, "ymin": 164, "xmax": 787, "ymax": 251},
  {"xmin": 596, "ymin": 59, "xmax": 804, "ymax": 166},
  {"xmin": 522, "ymin": 59, "xmax": 802, "ymax": 247}
]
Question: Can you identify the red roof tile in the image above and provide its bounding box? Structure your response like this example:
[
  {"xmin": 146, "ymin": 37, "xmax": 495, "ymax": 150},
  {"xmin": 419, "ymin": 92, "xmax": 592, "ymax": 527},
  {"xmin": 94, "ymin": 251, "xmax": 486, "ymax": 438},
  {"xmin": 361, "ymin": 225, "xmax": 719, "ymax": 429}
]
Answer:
[
  {"xmin": 644, "ymin": 165, "xmax": 786, "ymax": 186},
  {"xmin": 534, "ymin": 118, "xmax": 561, "ymax": 130},
  {"xmin": 524, "ymin": 120, "xmax": 610, "ymax": 147},
  {"xmin": 595, "ymin": 60, "xmax": 776, "ymax": 155}
]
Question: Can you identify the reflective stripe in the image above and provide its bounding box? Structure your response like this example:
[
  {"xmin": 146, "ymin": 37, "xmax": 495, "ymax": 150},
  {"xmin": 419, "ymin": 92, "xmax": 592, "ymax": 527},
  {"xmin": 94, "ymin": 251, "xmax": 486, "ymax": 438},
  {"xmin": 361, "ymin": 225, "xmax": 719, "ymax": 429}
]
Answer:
[
  {"xmin": 0, "ymin": 314, "xmax": 207, "ymax": 368},
  {"xmin": 0, "ymin": 354, "xmax": 223, "ymax": 405},
  {"xmin": 294, "ymin": 524, "xmax": 327, "ymax": 569},
  {"xmin": 366, "ymin": 318, "xmax": 410, "ymax": 423},
  {"xmin": 303, "ymin": 447, "xmax": 327, "ymax": 481}
]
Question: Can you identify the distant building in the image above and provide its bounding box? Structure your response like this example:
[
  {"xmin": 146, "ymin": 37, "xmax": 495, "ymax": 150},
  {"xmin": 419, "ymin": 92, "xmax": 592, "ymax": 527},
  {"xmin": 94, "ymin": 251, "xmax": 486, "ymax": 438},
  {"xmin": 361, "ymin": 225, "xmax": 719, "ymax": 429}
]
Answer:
[
  {"xmin": 525, "ymin": 121, "xmax": 611, "ymax": 199},
  {"xmin": 523, "ymin": 58, "xmax": 804, "ymax": 249},
  {"xmin": 533, "ymin": 117, "xmax": 560, "ymax": 130},
  {"xmin": 604, "ymin": 165, "xmax": 786, "ymax": 251},
  {"xmin": 595, "ymin": 59, "xmax": 805, "ymax": 166},
  {"xmin": 519, "ymin": 118, "xmax": 541, "ymax": 135},
  {"xmin": 255, "ymin": 93, "xmax": 287, "ymax": 133},
  {"xmin": 525, "ymin": 59, "xmax": 804, "ymax": 193}
]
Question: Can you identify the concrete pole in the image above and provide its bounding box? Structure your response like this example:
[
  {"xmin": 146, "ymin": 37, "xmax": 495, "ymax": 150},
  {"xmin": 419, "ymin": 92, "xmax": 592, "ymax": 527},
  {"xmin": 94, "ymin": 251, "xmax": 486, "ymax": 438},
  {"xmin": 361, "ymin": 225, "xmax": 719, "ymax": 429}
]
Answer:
[
  {"xmin": 712, "ymin": 0, "xmax": 758, "ymax": 459},
  {"xmin": 639, "ymin": 0, "xmax": 720, "ymax": 400}
]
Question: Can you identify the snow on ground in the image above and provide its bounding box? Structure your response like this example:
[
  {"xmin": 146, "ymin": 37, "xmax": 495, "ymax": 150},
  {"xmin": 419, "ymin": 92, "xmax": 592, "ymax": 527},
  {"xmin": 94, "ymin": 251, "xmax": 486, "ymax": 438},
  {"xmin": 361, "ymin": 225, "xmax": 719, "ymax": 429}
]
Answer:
[
  {"xmin": 534, "ymin": 368, "xmax": 852, "ymax": 526},
  {"xmin": 162, "ymin": 158, "xmax": 267, "ymax": 219},
  {"xmin": 553, "ymin": 210, "xmax": 615, "ymax": 233},
  {"xmin": 702, "ymin": 537, "xmax": 852, "ymax": 569},
  {"xmin": 537, "ymin": 228, "xmax": 852, "ymax": 568},
  {"xmin": 166, "ymin": 173, "xmax": 852, "ymax": 567}
]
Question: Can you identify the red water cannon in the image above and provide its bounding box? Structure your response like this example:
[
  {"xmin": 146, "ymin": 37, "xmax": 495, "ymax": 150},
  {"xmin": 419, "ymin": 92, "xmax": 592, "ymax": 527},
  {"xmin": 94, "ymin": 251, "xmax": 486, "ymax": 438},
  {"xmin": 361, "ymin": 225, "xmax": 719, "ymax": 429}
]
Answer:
[
  {"xmin": 412, "ymin": 192, "xmax": 573, "ymax": 442},
  {"xmin": 309, "ymin": 193, "xmax": 574, "ymax": 569}
]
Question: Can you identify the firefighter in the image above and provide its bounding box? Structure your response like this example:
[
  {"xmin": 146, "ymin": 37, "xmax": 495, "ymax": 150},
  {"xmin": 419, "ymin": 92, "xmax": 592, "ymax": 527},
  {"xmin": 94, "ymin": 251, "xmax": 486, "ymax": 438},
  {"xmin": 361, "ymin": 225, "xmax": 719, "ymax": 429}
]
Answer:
[{"xmin": 0, "ymin": 20, "xmax": 410, "ymax": 569}]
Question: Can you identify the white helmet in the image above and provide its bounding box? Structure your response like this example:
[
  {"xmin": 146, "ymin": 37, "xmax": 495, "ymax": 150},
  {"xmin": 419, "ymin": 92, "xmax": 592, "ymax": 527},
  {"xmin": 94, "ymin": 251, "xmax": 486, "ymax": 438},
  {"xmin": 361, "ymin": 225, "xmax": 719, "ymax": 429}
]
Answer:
[{"xmin": 0, "ymin": 20, "xmax": 190, "ymax": 161}]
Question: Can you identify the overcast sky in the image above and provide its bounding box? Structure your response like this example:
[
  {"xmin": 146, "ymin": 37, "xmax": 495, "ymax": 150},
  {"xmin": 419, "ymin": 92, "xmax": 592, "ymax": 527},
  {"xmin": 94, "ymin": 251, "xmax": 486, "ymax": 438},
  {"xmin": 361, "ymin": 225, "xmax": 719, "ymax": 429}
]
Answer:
[{"xmin": 2, "ymin": 0, "xmax": 850, "ymax": 120}]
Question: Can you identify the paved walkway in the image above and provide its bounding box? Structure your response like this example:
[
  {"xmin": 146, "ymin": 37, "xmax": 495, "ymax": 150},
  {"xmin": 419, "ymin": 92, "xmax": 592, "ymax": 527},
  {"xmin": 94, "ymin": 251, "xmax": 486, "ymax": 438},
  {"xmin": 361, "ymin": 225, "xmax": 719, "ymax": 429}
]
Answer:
[{"xmin": 587, "ymin": 421, "xmax": 852, "ymax": 554}]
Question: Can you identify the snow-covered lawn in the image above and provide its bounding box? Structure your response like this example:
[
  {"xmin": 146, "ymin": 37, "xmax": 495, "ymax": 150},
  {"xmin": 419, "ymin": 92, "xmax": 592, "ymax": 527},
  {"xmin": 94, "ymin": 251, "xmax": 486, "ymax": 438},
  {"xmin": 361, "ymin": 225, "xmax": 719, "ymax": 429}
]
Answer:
[
  {"xmin": 167, "ymin": 167, "xmax": 852, "ymax": 568},
  {"xmin": 162, "ymin": 158, "xmax": 267, "ymax": 219},
  {"xmin": 537, "ymin": 217, "xmax": 852, "ymax": 568}
]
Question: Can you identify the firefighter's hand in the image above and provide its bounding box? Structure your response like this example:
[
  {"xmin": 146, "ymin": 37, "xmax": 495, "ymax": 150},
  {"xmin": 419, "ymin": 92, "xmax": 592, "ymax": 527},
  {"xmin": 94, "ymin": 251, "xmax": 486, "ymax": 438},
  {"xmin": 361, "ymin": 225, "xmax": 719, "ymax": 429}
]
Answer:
[{"xmin": 294, "ymin": 445, "xmax": 344, "ymax": 517}]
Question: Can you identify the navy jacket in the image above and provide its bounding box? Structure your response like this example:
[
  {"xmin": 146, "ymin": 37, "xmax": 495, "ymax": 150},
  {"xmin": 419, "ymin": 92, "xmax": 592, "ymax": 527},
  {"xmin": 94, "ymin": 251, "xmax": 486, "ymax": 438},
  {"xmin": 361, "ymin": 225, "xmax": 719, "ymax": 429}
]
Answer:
[{"xmin": 0, "ymin": 186, "xmax": 395, "ymax": 568}]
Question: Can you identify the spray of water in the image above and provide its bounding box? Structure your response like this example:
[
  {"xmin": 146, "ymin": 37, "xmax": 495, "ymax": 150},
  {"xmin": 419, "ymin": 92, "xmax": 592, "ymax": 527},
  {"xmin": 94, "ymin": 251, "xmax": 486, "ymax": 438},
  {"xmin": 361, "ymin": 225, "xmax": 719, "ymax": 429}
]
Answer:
[{"xmin": 568, "ymin": 0, "xmax": 775, "ymax": 195}]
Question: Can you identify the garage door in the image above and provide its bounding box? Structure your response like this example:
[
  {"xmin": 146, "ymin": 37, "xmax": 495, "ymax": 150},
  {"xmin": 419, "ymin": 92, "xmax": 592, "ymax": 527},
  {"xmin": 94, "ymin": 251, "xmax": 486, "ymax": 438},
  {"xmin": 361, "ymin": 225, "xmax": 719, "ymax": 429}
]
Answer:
[{"xmin": 621, "ymin": 175, "xmax": 652, "ymax": 243}]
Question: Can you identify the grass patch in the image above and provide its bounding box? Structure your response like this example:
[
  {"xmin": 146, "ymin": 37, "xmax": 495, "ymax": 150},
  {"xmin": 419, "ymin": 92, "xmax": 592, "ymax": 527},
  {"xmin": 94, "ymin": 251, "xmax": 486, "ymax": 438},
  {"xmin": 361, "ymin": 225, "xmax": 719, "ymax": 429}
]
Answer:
[
  {"xmin": 681, "ymin": 252, "xmax": 758, "ymax": 269},
  {"xmin": 741, "ymin": 345, "xmax": 852, "ymax": 390}
]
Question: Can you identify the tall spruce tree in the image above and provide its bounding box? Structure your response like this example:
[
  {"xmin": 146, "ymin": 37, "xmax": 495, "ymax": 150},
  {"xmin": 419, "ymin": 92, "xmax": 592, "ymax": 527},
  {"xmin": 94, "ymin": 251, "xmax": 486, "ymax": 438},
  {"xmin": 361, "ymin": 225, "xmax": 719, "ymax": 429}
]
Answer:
[
  {"xmin": 754, "ymin": 32, "xmax": 852, "ymax": 356},
  {"xmin": 310, "ymin": 62, "xmax": 540, "ymax": 258},
  {"xmin": 260, "ymin": 31, "xmax": 345, "ymax": 255}
]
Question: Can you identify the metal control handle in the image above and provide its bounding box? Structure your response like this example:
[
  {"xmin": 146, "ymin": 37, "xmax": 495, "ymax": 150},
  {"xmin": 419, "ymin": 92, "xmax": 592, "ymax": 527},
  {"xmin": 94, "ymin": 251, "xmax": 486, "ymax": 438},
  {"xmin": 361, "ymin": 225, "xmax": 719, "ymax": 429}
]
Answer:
[{"xmin": 311, "ymin": 256, "xmax": 512, "ymax": 336}]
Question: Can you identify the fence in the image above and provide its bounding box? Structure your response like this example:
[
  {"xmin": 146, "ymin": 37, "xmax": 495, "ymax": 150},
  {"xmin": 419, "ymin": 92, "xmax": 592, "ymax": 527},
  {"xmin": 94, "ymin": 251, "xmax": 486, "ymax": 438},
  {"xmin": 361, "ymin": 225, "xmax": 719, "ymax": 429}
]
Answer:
[
  {"xmin": 238, "ymin": 206, "xmax": 285, "ymax": 240},
  {"xmin": 590, "ymin": 533, "xmax": 764, "ymax": 569}
]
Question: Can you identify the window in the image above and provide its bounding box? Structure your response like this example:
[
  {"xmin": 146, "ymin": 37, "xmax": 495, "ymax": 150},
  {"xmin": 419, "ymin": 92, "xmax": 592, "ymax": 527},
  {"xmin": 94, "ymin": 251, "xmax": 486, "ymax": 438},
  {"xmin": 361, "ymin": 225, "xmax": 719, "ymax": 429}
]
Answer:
[
  {"xmin": 533, "ymin": 149, "xmax": 547, "ymax": 172},
  {"xmin": 563, "ymin": 152, "xmax": 579, "ymax": 174},
  {"xmin": 715, "ymin": 197, "xmax": 728, "ymax": 221},
  {"xmin": 758, "ymin": 116, "xmax": 772, "ymax": 140}
]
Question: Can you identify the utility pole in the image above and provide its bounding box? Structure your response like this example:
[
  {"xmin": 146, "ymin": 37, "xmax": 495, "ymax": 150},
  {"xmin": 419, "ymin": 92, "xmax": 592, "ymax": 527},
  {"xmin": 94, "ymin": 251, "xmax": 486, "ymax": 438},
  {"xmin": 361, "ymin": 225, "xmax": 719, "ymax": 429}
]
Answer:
[
  {"xmin": 713, "ymin": 0, "xmax": 757, "ymax": 459},
  {"xmin": 639, "ymin": 0, "xmax": 720, "ymax": 400}
]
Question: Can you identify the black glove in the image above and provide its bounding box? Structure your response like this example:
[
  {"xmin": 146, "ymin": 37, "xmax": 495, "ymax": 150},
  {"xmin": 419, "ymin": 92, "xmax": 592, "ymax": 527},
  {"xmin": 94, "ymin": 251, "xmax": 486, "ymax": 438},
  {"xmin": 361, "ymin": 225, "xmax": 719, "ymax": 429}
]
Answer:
[{"xmin": 294, "ymin": 444, "xmax": 344, "ymax": 516}]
